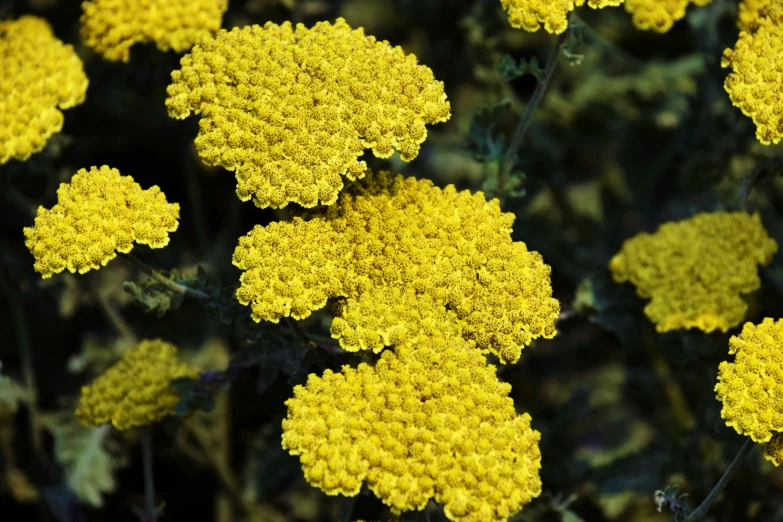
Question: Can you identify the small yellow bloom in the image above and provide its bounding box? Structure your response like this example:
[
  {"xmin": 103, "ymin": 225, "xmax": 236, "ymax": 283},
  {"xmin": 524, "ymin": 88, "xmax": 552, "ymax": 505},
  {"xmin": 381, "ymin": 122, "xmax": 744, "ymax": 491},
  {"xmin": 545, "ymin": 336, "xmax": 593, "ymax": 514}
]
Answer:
[
  {"xmin": 499, "ymin": 0, "xmax": 623, "ymax": 34},
  {"xmin": 233, "ymin": 170, "xmax": 559, "ymax": 363},
  {"xmin": 610, "ymin": 212, "xmax": 777, "ymax": 333},
  {"xmin": 166, "ymin": 18, "xmax": 450, "ymax": 209},
  {"xmin": 764, "ymin": 433, "xmax": 783, "ymax": 466},
  {"xmin": 722, "ymin": 3, "xmax": 783, "ymax": 145},
  {"xmin": 80, "ymin": 0, "xmax": 228, "ymax": 62},
  {"xmin": 0, "ymin": 16, "xmax": 88, "ymax": 165},
  {"xmin": 23, "ymin": 165, "xmax": 180, "ymax": 279},
  {"xmin": 623, "ymin": 0, "xmax": 713, "ymax": 33},
  {"xmin": 75, "ymin": 339, "xmax": 199, "ymax": 431},
  {"xmin": 715, "ymin": 318, "xmax": 783, "ymax": 443},
  {"xmin": 282, "ymin": 338, "xmax": 542, "ymax": 522}
]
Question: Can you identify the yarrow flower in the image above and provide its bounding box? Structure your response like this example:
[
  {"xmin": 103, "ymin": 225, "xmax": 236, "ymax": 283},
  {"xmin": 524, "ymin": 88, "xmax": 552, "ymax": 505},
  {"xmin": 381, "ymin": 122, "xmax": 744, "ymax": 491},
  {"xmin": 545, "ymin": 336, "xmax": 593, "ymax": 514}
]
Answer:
[
  {"xmin": 715, "ymin": 319, "xmax": 783, "ymax": 457},
  {"xmin": 75, "ymin": 339, "xmax": 199, "ymax": 431},
  {"xmin": 23, "ymin": 165, "xmax": 180, "ymax": 279},
  {"xmin": 233, "ymin": 171, "xmax": 559, "ymax": 364},
  {"xmin": 0, "ymin": 16, "xmax": 88, "ymax": 165},
  {"xmin": 765, "ymin": 433, "xmax": 783, "ymax": 466},
  {"xmin": 609, "ymin": 211, "xmax": 777, "ymax": 333},
  {"xmin": 722, "ymin": 0, "xmax": 783, "ymax": 145},
  {"xmin": 499, "ymin": 0, "xmax": 622, "ymax": 34},
  {"xmin": 623, "ymin": 0, "xmax": 713, "ymax": 33},
  {"xmin": 166, "ymin": 18, "xmax": 450, "ymax": 209},
  {"xmin": 282, "ymin": 337, "xmax": 542, "ymax": 522},
  {"xmin": 80, "ymin": 0, "xmax": 228, "ymax": 62}
]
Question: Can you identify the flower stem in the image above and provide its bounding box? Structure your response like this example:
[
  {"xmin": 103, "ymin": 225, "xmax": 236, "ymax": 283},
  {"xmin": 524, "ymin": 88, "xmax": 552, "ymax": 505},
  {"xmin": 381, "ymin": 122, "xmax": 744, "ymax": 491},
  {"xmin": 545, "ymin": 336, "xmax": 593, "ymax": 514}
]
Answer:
[
  {"xmin": 684, "ymin": 438, "xmax": 755, "ymax": 521},
  {"xmin": 499, "ymin": 27, "xmax": 569, "ymax": 195},
  {"xmin": 284, "ymin": 317, "xmax": 346, "ymax": 366},
  {"xmin": 142, "ymin": 426, "xmax": 157, "ymax": 522}
]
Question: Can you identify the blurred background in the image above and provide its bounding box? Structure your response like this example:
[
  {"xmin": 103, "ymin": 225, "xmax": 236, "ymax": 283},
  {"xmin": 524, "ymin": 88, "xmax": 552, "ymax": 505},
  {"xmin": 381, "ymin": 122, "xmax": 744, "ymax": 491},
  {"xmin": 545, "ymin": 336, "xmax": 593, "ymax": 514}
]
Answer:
[{"xmin": 2, "ymin": 0, "xmax": 783, "ymax": 521}]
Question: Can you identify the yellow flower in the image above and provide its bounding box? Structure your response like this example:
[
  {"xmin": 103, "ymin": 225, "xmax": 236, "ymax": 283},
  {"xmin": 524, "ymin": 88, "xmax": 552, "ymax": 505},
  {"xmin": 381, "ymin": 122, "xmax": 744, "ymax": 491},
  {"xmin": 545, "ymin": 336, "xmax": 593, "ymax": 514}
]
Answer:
[
  {"xmin": 282, "ymin": 338, "xmax": 542, "ymax": 522},
  {"xmin": 722, "ymin": 3, "xmax": 783, "ymax": 145},
  {"xmin": 764, "ymin": 433, "xmax": 783, "ymax": 466},
  {"xmin": 0, "ymin": 16, "xmax": 88, "ymax": 165},
  {"xmin": 80, "ymin": 0, "xmax": 228, "ymax": 62},
  {"xmin": 75, "ymin": 339, "xmax": 199, "ymax": 431},
  {"xmin": 737, "ymin": 0, "xmax": 781, "ymax": 30},
  {"xmin": 609, "ymin": 212, "xmax": 777, "ymax": 333},
  {"xmin": 499, "ymin": 0, "xmax": 622, "ymax": 34},
  {"xmin": 23, "ymin": 165, "xmax": 180, "ymax": 279},
  {"xmin": 623, "ymin": 0, "xmax": 713, "ymax": 33},
  {"xmin": 233, "ymin": 170, "xmax": 559, "ymax": 364},
  {"xmin": 166, "ymin": 18, "xmax": 450, "ymax": 209},
  {"xmin": 715, "ymin": 318, "xmax": 783, "ymax": 443}
]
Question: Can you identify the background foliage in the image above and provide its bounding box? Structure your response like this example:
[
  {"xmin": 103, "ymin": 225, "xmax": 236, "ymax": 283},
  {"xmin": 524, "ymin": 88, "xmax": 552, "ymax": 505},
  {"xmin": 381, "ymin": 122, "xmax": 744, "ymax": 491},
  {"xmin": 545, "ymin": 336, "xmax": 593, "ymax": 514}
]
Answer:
[{"xmin": 1, "ymin": 0, "xmax": 783, "ymax": 521}]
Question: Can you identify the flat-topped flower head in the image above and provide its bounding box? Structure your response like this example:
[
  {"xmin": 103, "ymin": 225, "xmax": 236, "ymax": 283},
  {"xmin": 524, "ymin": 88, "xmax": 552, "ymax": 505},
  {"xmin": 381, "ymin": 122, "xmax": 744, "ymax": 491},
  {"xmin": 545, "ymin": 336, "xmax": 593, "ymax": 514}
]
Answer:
[
  {"xmin": 233, "ymin": 171, "xmax": 559, "ymax": 363},
  {"xmin": 500, "ymin": 0, "xmax": 622, "ymax": 34},
  {"xmin": 610, "ymin": 211, "xmax": 777, "ymax": 333},
  {"xmin": 282, "ymin": 338, "xmax": 542, "ymax": 522},
  {"xmin": 0, "ymin": 16, "xmax": 88, "ymax": 165},
  {"xmin": 722, "ymin": 2, "xmax": 783, "ymax": 145},
  {"xmin": 23, "ymin": 165, "xmax": 180, "ymax": 279},
  {"xmin": 75, "ymin": 339, "xmax": 199, "ymax": 431},
  {"xmin": 715, "ymin": 318, "xmax": 783, "ymax": 443},
  {"xmin": 623, "ymin": 0, "xmax": 713, "ymax": 33},
  {"xmin": 80, "ymin": 0, "xmax": 228, "ymax": 62},
  {"xmin": 166, "ymin": 18, "xmax": 450, "ymax": 209}
]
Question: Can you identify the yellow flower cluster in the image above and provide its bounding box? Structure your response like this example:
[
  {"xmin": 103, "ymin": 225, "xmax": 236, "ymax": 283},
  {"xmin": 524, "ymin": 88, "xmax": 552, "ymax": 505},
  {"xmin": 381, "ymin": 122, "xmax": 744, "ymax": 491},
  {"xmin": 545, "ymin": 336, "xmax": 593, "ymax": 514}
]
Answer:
[
  {"xmin": 75, "ymin": 339, "xmax": 199, "ymax": 431},
  {"xmin": 623, "ymin": 0, "xmax": 713, "ymax": 33},
  {"xmin": 499, "ymin": 0, "xmax": 622, "ymax": 34},
  {"xmin": 609, "ymin": 212, "xmax": 777, "ymax": 333},
  {"xmin": 715, "ymin": 318, "xmax": 783, "ymax": 445},
  {"xmin": 80, "ymin": 0, "xmax": 228, "ymax": 62},
  {"xmin": 765, "ymin": 433, "xmax": 783, "ymax": 466},
  {"xmin": 166, "ymin": 18, "xmax": 450, "ymax": 209},
  {"xmin": 233, "ymin": 171, "xmax": 559, "ymax": 364},
  {"xmin": 0, "ymin": 16, "xmax": 88, "ymax": 165},
  {"xmin": 23, "ymin": 165, "xmax": 180, "ymax": 279},
  {"xmin": 722, "ymin": 1, "xmax": 783, "ymax": 145},
  {"xmin": 282, "ymin": 337, "xmax": 542, "ymax": 522}
]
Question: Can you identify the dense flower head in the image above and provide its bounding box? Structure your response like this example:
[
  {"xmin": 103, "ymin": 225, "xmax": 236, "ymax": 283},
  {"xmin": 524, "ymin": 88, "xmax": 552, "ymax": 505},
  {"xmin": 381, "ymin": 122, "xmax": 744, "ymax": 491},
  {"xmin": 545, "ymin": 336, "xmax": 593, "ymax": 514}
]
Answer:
[
  {"xmin": 282, "ymin": 338, "xmax": 542, "ymax": 522},
  {"xmin": 499, "ymin": 0, "xmax": 622, "ymax": 34},
  {"xmin": 721, "ymin": 2, "xmax": 783, "ymax": 145},
  {"xmin": 765, "ymin": 433, "xmax": 783, "ymax": 466},
  {"xmin": 609, "ymin": 212, "xmax": 777, "ymax": 333},
  {"xmin": 166, "ymin": 18, "xmax": 450, "ymax": 209},
  {"xmin": 0, "ymin": 16, "xmax": 88, "ymax": 165},
  {"xmin": 623, "ymin": 0, "xmax": 713, "ymax": 33},
  {"xmin": 233, "ymin": 171, "xmax": 559, "ymax": 363},
  {"xmin": 80, "ymin": 0, "xmax": 228, "ymax": 62},
  {"xmin": 75, "ymin": 339, "xmax": 199, "ymax": 431},
  {"xmin": 715, "ymin": 318, "xmax": 783, "ymax": 443},
  {"xmin": 23, "ymin": 165, "xmax": 180, "ymax": 279}
]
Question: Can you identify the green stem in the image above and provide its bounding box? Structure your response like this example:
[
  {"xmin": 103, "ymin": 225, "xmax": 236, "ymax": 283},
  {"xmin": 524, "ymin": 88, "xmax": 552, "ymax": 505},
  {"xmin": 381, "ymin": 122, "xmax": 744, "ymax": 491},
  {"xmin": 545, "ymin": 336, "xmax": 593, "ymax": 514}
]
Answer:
[
  {"xmin": 570, "ymin": 14, "xmax": 645, "ymax": 68},
  {"xmin": 499, "ymin": 27, "xmax": 569, "ymax": 196},
  {"xmin": 142, "ymin": 426, "xmax": 157, "ymax": 522},
  {"xmin": 124, "ymin": 253, "xmax": 232, "ymax": 310},
  {"xmin": 284, "ymin": 317, "xmax": 346, "ymax": 366},
  {"xmin": 683, "ymin": 438, "xmax": 754, "ymax": 521}
]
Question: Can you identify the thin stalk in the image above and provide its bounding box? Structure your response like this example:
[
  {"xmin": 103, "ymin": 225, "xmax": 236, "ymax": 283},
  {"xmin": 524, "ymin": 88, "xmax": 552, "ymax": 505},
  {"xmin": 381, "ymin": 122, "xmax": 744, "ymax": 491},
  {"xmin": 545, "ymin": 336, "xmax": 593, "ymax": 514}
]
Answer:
[
  {"xmin": 499, "ymin": 28, "xmax": 569, "ymax": 194},
  {"xmin": 284, "ymin": 317, "xmax": 346, "ymax": 366},
  {"xmin": 91, "ymin": 287, "xmax": 138, "ymax": 343},
  {"xmin": 684, "ymin": 438, "xmax": 755, "ymax": 521},
  {"xmin": 570, "ymin": 14, "xmax": 645, "ymax": 68},
  {"xmin": 142, "ymin": 426, "xmax": 157, "ymax": 522},
  {"xmin": 337, "ymin": 495, "xmax": 357, "ymax": 522},
  {"xmin": 124, "ymin": 253, "xmax": 232, "ymax": 310}
]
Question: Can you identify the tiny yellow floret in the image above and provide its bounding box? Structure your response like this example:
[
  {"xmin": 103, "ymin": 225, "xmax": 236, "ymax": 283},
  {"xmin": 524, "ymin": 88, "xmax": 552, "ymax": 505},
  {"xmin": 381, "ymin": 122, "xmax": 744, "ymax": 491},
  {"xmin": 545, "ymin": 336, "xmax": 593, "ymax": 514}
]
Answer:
[
  {"xmin": 764, "ymin": 433, "xmax": 783, "ymax": 466},
  {"xmin": 499, "ymin": 0, "xmax": 622, "ymax": 34},
  {"xmin": 233, "ymin": 170, "xmax": 560, "ymax": 363},
  {"xmin": 722, "ymin": 2, "xmax": 783, "ymax": 145},
  {"xmin": 0, "ymin": 16, "xmax": 88, "ymax": 165},
  {"xmin": 23, "ymin": 165, "xmax": 180, "ymax": 279},
  {"xmin": 282, "ymin": 338, "xmax": 542, "ymax": 522},
  {"xmin": 80, "ymin": 0, "xmax": 228, "ymax": 62},
  {"xmin": 609, "ymin": 212, "xmax": 777, "ymax": 333},
  {"xmin": 715, "ymin": 318, "xmax": 783, "ymax": 443},
  {"xmin": 623, "ymin": 0, "xmax": 713, "ymax": 33},
  {"xmin": 75, "ymin": 339, "xmax": 199, "ymax": 431},
  {"xmin": 166, "ymin": 18, "xmax": 450, "ymax": 209}
]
